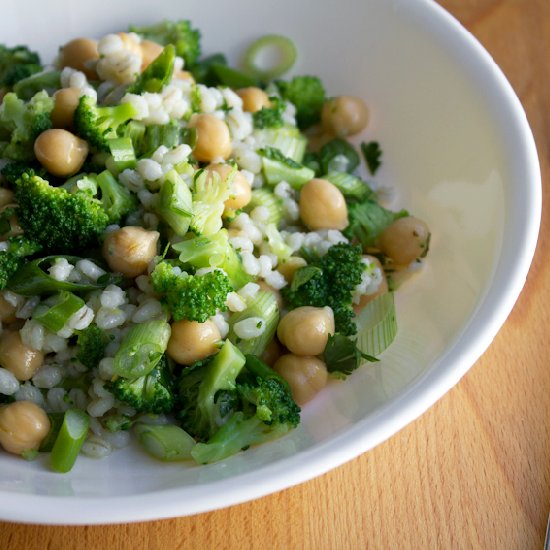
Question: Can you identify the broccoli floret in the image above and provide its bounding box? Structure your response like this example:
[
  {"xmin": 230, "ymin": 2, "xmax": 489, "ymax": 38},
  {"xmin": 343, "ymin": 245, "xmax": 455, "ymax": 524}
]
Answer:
[
  {"xmin": 74, "ymin": 95, "xmax": 138, "ymax": 152},
  {"xmin": 0, "ymin": 235, "xmax": 41, "ymax": 289},
  {"xmin": 344, "ymin": 199, "xmax": 408, "ymax": 249},
  {"xmin": 130, "ymin": 20, "xmax": 201, "ymax": 67},
  {"xmin": 282, "ymin": 243, "xmax": 366, "ymax": 336},
  {"xmin": 253, "ymin": 98, "xmax": 285, "ymax": 129},
  {"xmin": 76, "ymin": 324, "xmax": 110, "ymax": 370},
  {"xmin": 109, "ymin": 355, "xmax": 175, "ymax": 414},
  {"xmin": 0, "ymin": 91, "xmax": 53, "ymax": 161},
  {"xmin": 14, "ymin": 171, "xmax": 109, "ymax": 253},
  {"xmin": 128, "ymin": 44, "xmax": 175, "ymax": 94},
  {"xmin": 151, "ymin": 260, "xmax": 232, "ymax": 323},
  {"xmin": 276, "ymin": 76, "xmax": 325, "ymax": 129},
  {"xmin": 188, "ymin": 168, "xmax": 230, "ymax": 236},
  {"xmin": 0, "ymin": 45, "xmax": 41, "ymax": 88},
  {"xmin": 188, "ymin": 354, "xmax": 300, "ymax": 464},
  {"xmin": 173, "ymin": 229, "xmax": 252, "ymax": 290},
  {"xmin": 95, "ymin": 170, "xmax": 136, "ymax": 224}
]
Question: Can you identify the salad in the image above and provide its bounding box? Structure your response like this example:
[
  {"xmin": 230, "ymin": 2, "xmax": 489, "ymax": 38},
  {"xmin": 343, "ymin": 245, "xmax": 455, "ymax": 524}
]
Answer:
[{"xmin": 0, "ymin": 20, "xmax": 430, "ymax": 470}]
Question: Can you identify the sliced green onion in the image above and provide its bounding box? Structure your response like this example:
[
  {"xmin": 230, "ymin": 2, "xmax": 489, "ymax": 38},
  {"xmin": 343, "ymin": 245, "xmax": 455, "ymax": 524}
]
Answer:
[
  {"xmin": 114, "ymin": 320, "xmax": 171, "ymax": 379},
  {"xmin": 210, "ymin": 62, "xmax": 258, "ymax": 89},
  {"xmin": 228, "ymin": 290, "xmax": 279, "ymax": 356},
  {"xmin": 325, "ymin": 172, "xmax": 375, "ymax": 199},
  {"xmin": 243, "ymin": 34, "xmax": 297, "ymax": 81},
  {"xmin": 156, "ymin": 169, "xmax": 193, "ymax": 236},
  {"xmin": 246, "ymin": 189, "xmax": 283, "ymax": 226},
  {"xmin": 50, "ymin": 409, "xmax": 90, "ymax": 473},
  {"xmin": 7, "ymin": 256, "xmax": 120, "ymax": 296},
  {"xmin": 134, "ymin": 423, "xmax": 195, "ymax": 461},
  {"xmin": 33, "ymin": 291, "xmax": 85, "ymax": 333},
  {"xmin": 253, "ymin": 128, "xmax": 307, "ymax": 163},
  {"xmin": 355, "ymin": 292, "xmax": 397, "ymax": 357},
  {"xmin": 108, "ymin": 137, "xmax": 136, "ymax": 171}
]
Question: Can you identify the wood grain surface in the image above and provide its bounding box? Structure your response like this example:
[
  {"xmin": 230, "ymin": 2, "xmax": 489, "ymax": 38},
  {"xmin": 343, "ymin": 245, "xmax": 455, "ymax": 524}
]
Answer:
[{"xmin": 2, "ymin": 1, "xmax": 549, "ymax": 548}]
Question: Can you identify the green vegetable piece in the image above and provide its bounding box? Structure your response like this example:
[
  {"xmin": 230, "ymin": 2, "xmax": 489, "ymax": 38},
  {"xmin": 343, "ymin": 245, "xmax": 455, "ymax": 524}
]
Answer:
[
  {"xmin": 114, "ymin": 320, "xmax": 171, "ymax": 379},
  {"xmin": 318, "ymin": 138, "xmax": 359, "ymax": 175},
  {"xmin": 344, "ymin": 200, "xmax": 409, "ymax": 248},
  {"xmin": 325, "ymin": 171, "xmax": 375, "ymax": 199},
  {"xmin": 361, "ymin": 141, "xmax": 382, "ymax": 175},
  {"xmin": 190, "ymin": 53, "xmax": 227, "ymax": 86},
  {"xmin": 130, "ymin": 19, "xmax": 201, "ymax": 68},
  {"xmin": 276, "ymin": 75, "xmax": 325, "ymax": 129},
  {"xmin": 355, "ymin": 292, "xmax": 397, "ymax": 357},
  {"xmin": 0, "ymin": 235, "xmax": 41, "ymax": 291},
  {"xmin": 323, "ymin": 333, "xmax": 378, "ymax": 376},
  {"xmin": 33, "ymin": 291, "xmax": 85, "ymax": 333},
  {"xmin": 253, "ymin": 98, "xmax": 286, "ymax": 130},
  {"xmin": 228, "ymin": 290, "xmax": 279, "ymax": 356},
  {"xmin": 258, "ymin": 146, "xmax": 314, "ymax": 188},
  {"xmin": 7, "ymin": 256, "xmax": 119, "ymax": 296},
  {"xmin": 76, "ymin": 324, "xmax": 109, "ymax": 371},
  {"xmin": 254, "ymin": 127, "xmax": 307, "ymax": 163},
  {"xmin": 50, "ymin": 409, "xmax": 90, "ymax": 473},
  {"xmin": 210, "ymin": 62, "xmax": 258, "ymax": 89},
  {"xmin": 245, "ymin": 189, "xmax": 283, "ymax": 226},
  {"xmin": 108, "ymin": 137, "xmax": 136, "ymax": 171},
  {"xmin": 134, "ymin": 423, "xmax": 195, "ymax": 461},
  {"xmin": 290, "ymin": 266, "xmax": 322, "ymax": 292},
  {"xmin": 156, "ymin": 169, "xmax": 193, "ymax": 236},
  {"xmin": 129, "ymin": 44, "xmax": 175, "ymax": 94},
  {"xmin": 243, "ymin": 35, "xmax": 296, "ymax": 81},
  {"xmin": 12, "ymin": 70, "xmax": 60, "ymax": 101}
]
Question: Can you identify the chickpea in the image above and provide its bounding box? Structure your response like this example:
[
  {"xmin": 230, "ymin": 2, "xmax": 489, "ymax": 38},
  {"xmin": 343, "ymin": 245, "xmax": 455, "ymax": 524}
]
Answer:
[
  {"xmin": 34, "ymin": 129, "xmax": 89, "ymax": 178},
  {"xmin": 353, "ymin": 256, "xmax": 388, "ymax": 313},
  {"xmin": 206, "ymin": 163, "xmax": 252, "ymax": 213},
  {"xmin": 0, "ymin": 401, "xmax": 50, "ymax": 455},
  {"xmin": 102, "ymin": 226, "xmax": 160, "ymax": 278},
  {"xmin": 140, "ymin": 39, "xmax": 164, "ymax": 69},
  {"xmin": 0, "ymin": 294, "xmax": 17, "ymax": 324},
  {"xmin": 167, "ymin": 320, "xmax": 221, "ymax": 365},
  {"xmin": 277, "ymin": 306, "xmax": 335, "ymax": 356},
  {"xmin": 299, "ymin": 178, "xmax": 348, "ymax": 231},
  {"xmin": 261, "ymin": 337, "xmax": 283, "ymax": 367},
  {"xmin": 379, "ymin": 216, "xmax": 430, "ymax": 266},
  {"xmin": 51, "ymin": 87, "xmax": 81, "ymax": 129},
  {"xmin": 60, "ymin": 38, "xmax": 99, "ymax": 79},
  {"xmin": 188, "ymin": 114, "xmax": 232, "ymax": 162},
  {"xmin": 0, "ymin": 188, "xmax": 14, "ymax": 208},
  {"xmin": 277, "ymin": 256, "xmax": 307, "ymax": 283},
  {"xmin": 0, "ymin": 331, "xmax": 44, "ymax": 381},
  {"xmin": 273, "ymin": 354, "xmax": 328, "ymax": 405},
  {"xmin": 321, "ymin": 96, "xmax": 369, "ymax": 138},
  {"xmin": 236, "ymin": 87, "xmax": 271, "ymax": 113}
]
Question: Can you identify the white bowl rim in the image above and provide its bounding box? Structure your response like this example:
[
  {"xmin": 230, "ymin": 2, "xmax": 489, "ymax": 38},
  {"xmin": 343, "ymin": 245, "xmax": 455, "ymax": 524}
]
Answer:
[{"xmin": 0, "ymin": 0, "xmax": 541, "ymax": 525}]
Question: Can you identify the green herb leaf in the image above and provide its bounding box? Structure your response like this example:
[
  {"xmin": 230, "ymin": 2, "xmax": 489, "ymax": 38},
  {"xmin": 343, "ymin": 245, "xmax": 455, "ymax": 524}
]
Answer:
[
  {"xmin": 361, "ymin": 141, "xmax": 382, "ymax": 175},
  {"xmin": 323, "ymin": 333, "xmax": 378, "ymax": 376}
]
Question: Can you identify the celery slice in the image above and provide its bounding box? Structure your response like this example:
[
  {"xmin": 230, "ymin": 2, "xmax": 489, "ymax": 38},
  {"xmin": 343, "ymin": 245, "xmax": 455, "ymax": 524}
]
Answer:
[
  {"xmin": 243, "ymin": 35, "xmax": 296, "ymax": 81},
  {"xmin": 134, "ymin": 423, "xmax": 195, "ymax": 462},
  {"xmin": 355, "ymin": 292, "xmax": 397, "ymax": 357},
  {"xmin": 50, "ymin": 409, "xmax": 90, "ymax": 473}
]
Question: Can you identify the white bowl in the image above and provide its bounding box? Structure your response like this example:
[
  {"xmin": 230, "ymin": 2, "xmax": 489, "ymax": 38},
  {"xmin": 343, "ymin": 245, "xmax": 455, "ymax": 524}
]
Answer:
[{"xmin": 0, "ymin": 0, "xmax": 540, "ymax": 524}]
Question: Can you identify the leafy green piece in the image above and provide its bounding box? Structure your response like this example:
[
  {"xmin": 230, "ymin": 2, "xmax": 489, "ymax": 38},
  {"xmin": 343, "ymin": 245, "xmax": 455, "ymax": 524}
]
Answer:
[
  {"xmin": 128, "ymin": 44, "xmax": 175, "ymax": 94},
  {"xmin": 361, "ymin": 141, "xmax": 382, "ymax": 175},
  {"xmin": 253, "ymin": 98, "xmax": 285, "ymax": 129},
  {"xmin": 276, "ymin": 75, "xmax": 325, "ymax": 129},
  {"xmin": 318, "ymin": 138, "xmax": 359, "ymax": 174},
  {"xmin": 323, "ymin": 333, "xmax": 378, "ymax": 376}
]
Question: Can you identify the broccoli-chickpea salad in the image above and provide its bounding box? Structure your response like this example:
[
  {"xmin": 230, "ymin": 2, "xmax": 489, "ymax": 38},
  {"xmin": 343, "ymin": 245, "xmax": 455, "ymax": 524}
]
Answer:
[{"xmin": 0, "ymin": 20, "xmax": 430, "ymax": 470}]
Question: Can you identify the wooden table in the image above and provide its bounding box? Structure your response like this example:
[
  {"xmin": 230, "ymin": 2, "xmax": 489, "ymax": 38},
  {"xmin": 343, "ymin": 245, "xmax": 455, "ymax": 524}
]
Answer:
[{"xmin": 2, "ymin": 1, "xmax": 549, "ymax": 548}]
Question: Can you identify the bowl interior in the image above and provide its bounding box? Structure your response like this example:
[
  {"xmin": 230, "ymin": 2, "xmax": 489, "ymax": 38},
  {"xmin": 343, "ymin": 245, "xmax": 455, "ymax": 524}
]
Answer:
[{"xmin": 0, "ymin": 0, "xmax": 540, "ymax": 523}]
